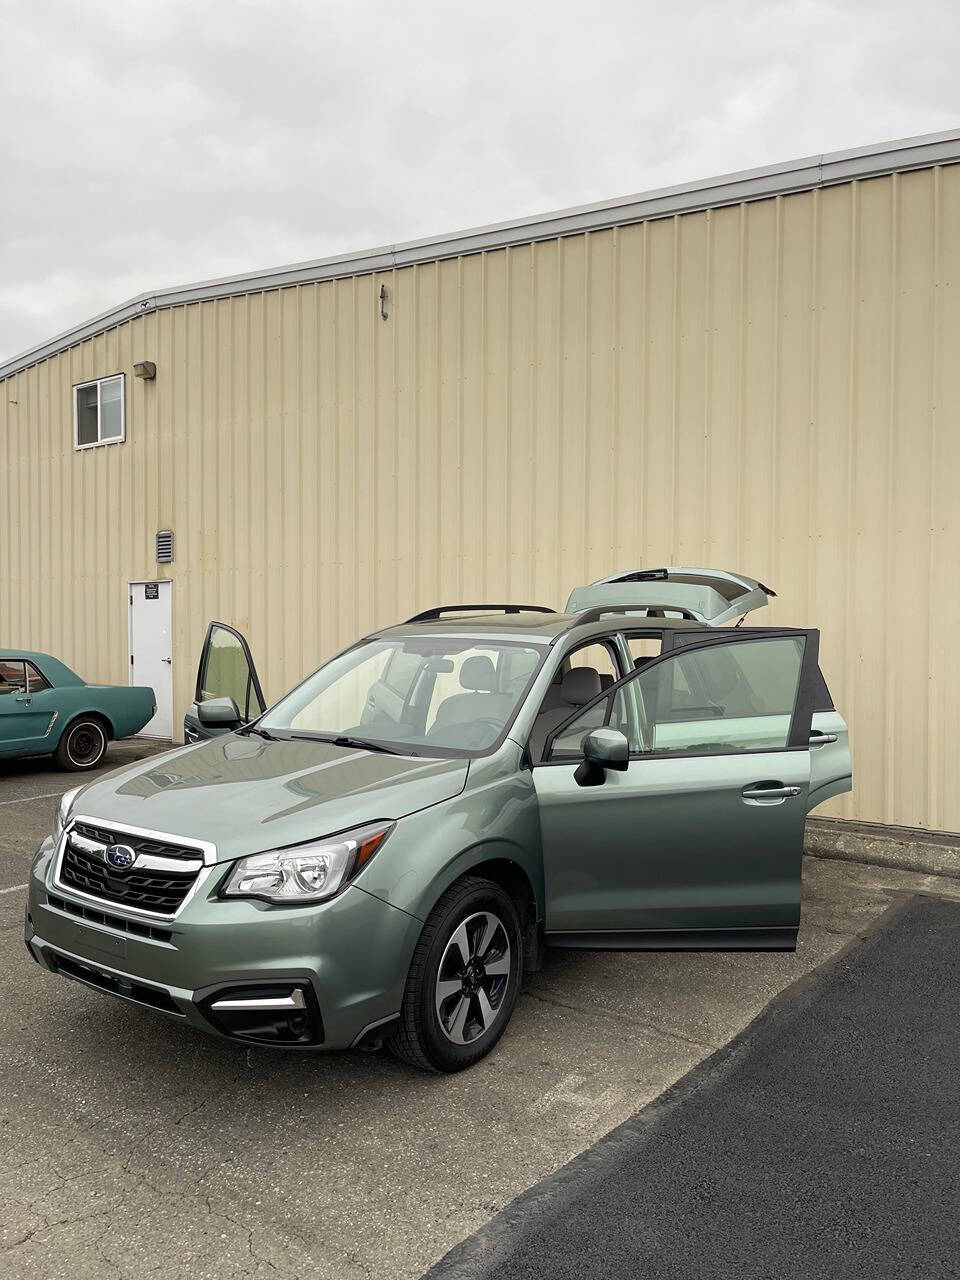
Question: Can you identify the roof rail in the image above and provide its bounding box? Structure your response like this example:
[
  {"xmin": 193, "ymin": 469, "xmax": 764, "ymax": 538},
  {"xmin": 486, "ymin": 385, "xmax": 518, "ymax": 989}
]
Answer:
[{"xmin": 406, "ymin": 603, "xmax": 557, "ymax": 624}]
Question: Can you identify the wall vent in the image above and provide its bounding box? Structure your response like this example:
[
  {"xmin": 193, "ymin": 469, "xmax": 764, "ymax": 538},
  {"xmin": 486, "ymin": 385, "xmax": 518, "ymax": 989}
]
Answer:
[{"xmin": 156, "ymin": 530, "xmax": 174, "ymax": 564}]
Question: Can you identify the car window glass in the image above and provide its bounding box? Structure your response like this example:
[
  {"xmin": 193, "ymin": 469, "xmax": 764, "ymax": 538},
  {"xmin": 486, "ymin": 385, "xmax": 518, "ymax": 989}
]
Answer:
[
  {"xmin": 536, "ymin": 638, "xmax": 622, "ymax": 709},
  {"xmin": 625, "ymin": 636, "xmax": 663, "ymax": 670},
  {"xmin": 527, "ymin": 638, "xmax": 623, "ymax": 763},
  {"xmin": 426, "ymin": 645, "xmax": 513, "ymax": 726},
  {"xmin": 546, "ymin": 687, "xmax": 634, "ymax": 761},
  {"xmin": 382, "ymin": 650, "xmax": 422, "ymax": 698},
  {"xmin": 634, "ymin": 637, "xmax": 804, "ymax": 754},
  {"xmin": 263, "ymin": 638, "xmax": 546, "ymax": 757},
  {"xmin": 292, "ymin": 646, "xmax": 394, "ymax": 732},
  {"xmin": 24, "ymin": 663, "xmax": 50, "ymax": 693},
  {"xmin": 499, "ymin": 646, "xmax": 541, "ymax": 697},
  {"xmin": 548, "ymin": 698, "xmax": 608, "ymax": 758},
  {"xmin": 0, "ymin": 660, "xmax": 26, "ymax": 694},
  {"xmin": 200, "ymin": 626, "xmax": 261, "ymax": 719},
  {"xmin": 565, "ymin": 642, "xmax": 620, "ymax": 685}
]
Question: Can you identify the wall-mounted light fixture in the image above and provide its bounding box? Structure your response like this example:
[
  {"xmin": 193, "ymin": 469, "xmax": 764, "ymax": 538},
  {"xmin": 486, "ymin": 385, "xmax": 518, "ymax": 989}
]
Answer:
[{"xmin": 134, "ymin": 360, "xmax": 157, "ymax": 380}]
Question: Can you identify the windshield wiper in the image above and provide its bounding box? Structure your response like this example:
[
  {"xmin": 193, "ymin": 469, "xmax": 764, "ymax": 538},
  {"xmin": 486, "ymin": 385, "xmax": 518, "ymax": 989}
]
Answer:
[
  {"xmin": 276, "ymin": 730, "xmax": 418, "ymax": 756},
  {"xmin": 331, "ymin": 734, "xmax": 412, "ymax": 756},
  {"xmin": 242, "ymin": 725, "xmax": 281, "ymax": 741}
]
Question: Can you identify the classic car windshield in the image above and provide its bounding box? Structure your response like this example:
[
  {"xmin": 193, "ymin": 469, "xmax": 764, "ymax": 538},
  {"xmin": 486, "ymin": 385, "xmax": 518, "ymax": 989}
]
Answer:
[{"xmin": 258, "ymin": 636, "xmax": 547, "ymax": 756}]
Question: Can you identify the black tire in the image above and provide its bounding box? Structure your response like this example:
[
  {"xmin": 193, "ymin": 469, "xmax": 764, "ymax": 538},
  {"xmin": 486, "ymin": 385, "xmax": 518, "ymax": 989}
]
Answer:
[
  {"xmin": 55, "ymin": 716, "xmax": 109, "ymax": 772},
  {"xmin": 389, "ymin": 875, "xmax": 522, "ymax": 1073}
]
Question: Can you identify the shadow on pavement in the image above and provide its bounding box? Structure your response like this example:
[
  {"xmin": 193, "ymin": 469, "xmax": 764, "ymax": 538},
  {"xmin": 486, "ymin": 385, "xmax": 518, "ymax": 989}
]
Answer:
[{"xmin": 426, "ymin": 894, "xmax": 960, "ymax": 1280}]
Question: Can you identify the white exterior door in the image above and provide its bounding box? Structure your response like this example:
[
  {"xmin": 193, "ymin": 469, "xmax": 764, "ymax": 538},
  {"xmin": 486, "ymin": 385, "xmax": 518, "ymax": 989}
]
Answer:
[{"xmin": 129, "ymin": 580, "xmax": 173, "ymax": 739}]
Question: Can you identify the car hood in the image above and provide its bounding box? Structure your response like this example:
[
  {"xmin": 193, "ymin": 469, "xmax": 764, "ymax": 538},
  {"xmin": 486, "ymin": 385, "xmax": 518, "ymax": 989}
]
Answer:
[{"xmin": 71, "ymin": 736, "xmax": 469, "ymax": 860}]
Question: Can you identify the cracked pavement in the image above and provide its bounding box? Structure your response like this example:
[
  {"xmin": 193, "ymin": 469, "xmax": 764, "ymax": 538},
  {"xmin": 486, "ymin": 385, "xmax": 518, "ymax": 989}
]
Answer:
[{"xmin": 3, "ymin": 748, "xmax": 959, "ymax": 1278}]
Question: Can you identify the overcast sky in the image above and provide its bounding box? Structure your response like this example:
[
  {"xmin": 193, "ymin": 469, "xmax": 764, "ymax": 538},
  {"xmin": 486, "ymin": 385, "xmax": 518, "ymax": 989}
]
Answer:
[{"xmin": 1, "ymin": 0, "xmax": 957, "ymax": 363}]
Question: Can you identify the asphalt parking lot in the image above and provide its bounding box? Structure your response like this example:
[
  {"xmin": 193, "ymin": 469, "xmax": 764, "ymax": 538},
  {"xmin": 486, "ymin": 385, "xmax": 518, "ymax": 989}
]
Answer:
[{"xmin": 3, "ymin": 747, "xmax": 959, "ymax": 1279}]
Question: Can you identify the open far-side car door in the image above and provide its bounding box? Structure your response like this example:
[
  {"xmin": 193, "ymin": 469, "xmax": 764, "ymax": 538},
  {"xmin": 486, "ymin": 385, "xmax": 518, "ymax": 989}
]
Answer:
[
  {"xmin": 669, "ymin": 628, "xmax": 852, "ymax": 814},
  {"xmin": 565, "ymin": 568, "xmax": 775, "ymax": 625},
  {"xmin": 183, "ymin": 622, "xmax": 266, "ymax": 742},
  {"xmin": 533, "ymin": 628, "xmax": 820, "ymax": 950}
]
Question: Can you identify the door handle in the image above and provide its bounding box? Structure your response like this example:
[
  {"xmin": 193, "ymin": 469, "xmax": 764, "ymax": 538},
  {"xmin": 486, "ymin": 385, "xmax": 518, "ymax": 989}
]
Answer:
[
  {"xmin": 809, "ymin": 732, "xmax": 838, "ymax": 746},
  {"xmin": 14, "ymin": 694, "xmax": 31, "ymax": 704},
  {"xmin": 741, "ymin": 783, "xmax": 801, "ymax": 803}
]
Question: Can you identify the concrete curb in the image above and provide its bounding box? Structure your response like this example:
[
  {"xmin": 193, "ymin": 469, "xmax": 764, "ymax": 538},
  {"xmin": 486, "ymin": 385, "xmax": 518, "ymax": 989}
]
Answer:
[{"xmin": 805, "ymin": 817, "xmax": 960, "ymax": 880}]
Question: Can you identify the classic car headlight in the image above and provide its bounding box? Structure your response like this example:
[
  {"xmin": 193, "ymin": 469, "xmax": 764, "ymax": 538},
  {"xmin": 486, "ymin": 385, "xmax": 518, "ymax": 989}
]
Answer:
[
  {"xmin": 221, "ymin": 821, "xmax": 394, "ymax": 904},
  {"xmin": 52, "ymin": 787, "xmax": 82, "ymax": 842}
]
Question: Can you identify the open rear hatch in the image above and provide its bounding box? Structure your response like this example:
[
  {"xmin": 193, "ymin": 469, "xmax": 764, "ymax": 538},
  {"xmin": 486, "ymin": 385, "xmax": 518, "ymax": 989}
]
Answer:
[{"xmin": 565, "ymin": 568, "xmax": 776, "ymax": 626}]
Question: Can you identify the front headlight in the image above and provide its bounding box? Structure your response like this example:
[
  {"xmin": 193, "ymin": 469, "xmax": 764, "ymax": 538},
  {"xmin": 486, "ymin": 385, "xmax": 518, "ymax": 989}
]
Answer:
[
  {"xmin": 221, "ymin": 821, "xmax": 394, "ymax": 904},
  {"xmin": 52, "ymin": 787, "xmax": 82, "ymax": 842}
]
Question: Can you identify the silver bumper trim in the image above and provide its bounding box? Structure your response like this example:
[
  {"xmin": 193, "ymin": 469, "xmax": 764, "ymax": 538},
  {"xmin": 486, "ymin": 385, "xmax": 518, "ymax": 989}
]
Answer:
[{"xmin": 211, "ymin": 989, "xmax": 307, "ymax": 1011}]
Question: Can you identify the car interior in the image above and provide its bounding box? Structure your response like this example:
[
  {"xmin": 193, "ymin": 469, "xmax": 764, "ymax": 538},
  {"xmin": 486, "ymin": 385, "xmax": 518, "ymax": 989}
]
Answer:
[
  {"xmin": 0, "ymin": 661, "xmax": 27, "ymax": 696},
  {"xmin": 291, "ymin": 641, "xmax": 548, "ymax": 753},
  {"xmin": 527, "ymin": 641, "xmax": 622, "ymax": 761},
  {"xmin": 426, "ymin": 654, "xmax": 515, "ymax": 744}
]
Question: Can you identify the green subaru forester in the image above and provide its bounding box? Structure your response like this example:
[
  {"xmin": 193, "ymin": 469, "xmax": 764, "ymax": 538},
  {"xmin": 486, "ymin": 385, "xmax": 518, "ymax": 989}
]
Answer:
[{"xmin": 25, "ymin": 569, "xmax": 851, "ymax": 1071}]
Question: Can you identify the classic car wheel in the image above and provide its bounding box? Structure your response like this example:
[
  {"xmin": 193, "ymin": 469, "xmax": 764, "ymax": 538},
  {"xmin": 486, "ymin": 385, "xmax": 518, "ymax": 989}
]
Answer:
[
  {"xmin": 389, "ymin": 876, "xmax": 521, "ymax": 1072},
  {"xmin": 55, "ymin": 716, "xmax": 108, "ymax": 771}
]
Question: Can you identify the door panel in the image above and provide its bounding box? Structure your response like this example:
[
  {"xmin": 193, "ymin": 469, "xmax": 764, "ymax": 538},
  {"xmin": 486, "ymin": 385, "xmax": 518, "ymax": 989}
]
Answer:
[
  {"xmin": 534, "ymin": 628, "xmax": 818, "ymax": 948},
  {"xmin": 537, "ymin": 749, "xmax": 810, "ymax": 934},
  {"xmin": 0, "ymin": 659, "xmax": 51, "ymax": 750}
]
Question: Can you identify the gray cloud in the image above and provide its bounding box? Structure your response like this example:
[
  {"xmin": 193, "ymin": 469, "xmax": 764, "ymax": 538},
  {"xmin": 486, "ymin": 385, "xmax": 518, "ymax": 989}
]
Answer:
[{"xmin": 1, "ymin": 0, "xmax": 957, "ymax": 361}]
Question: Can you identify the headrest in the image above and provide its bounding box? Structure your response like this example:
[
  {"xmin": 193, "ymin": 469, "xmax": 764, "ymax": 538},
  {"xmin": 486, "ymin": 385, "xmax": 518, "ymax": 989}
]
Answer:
[
  {"xmin": 562, "ymin": 666, "xmax": 601, "ymax": 706},
  {"xmin": 460, "ymin": 654, "xmax": 497, "ymax": 692}
]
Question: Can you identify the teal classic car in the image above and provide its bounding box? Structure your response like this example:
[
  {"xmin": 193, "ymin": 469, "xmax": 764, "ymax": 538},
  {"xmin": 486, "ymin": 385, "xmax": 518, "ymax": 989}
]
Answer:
[
  {"xmin": 26, "ymin": 569, "xmax": 851, "ymax": 1072},
  {"xmin": 1, "ymin": 650, "xmax": 155, "ymax": 770}
]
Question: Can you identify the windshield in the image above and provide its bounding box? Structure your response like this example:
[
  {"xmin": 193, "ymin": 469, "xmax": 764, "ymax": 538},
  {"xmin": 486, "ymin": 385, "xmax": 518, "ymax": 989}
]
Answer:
[{"xmin": 258, "ymin": 636, "xmax": 547, "ymax": 757}]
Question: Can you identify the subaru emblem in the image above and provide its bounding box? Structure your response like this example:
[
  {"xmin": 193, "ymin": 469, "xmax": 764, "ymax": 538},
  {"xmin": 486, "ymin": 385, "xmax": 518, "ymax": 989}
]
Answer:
[{"xmin": 105, "ymin": 843, "xmax": 136, "ymax": 870}]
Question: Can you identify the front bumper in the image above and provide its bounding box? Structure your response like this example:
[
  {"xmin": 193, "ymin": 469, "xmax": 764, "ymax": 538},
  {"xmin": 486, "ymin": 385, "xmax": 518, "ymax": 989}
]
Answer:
[{"xmin": 27, "ymin": 837, "xmax": 421, "ymax": 1050}]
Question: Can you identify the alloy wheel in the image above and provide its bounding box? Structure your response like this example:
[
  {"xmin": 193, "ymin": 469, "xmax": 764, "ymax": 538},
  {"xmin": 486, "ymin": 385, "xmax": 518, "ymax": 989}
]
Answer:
[{"xmin": 434, "ymin": 910, "xmax": 512, "ymax": 1045}]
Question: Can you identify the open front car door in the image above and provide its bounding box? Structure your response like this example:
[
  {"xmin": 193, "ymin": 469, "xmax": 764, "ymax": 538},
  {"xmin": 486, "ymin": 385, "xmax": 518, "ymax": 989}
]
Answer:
[
  {"xmin": 183, "ymin": 622, "xmax": 266, "ymax": 742},
  {"xmin": 533, "ymin": 627, "xmax": 820, "ymax": 950}
]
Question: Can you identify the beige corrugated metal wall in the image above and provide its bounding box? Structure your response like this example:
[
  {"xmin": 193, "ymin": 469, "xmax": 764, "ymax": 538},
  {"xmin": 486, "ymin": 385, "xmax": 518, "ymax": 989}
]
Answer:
[{"xmin": 2, "ymin": 164, "xmax": 959, "ymax": 831}]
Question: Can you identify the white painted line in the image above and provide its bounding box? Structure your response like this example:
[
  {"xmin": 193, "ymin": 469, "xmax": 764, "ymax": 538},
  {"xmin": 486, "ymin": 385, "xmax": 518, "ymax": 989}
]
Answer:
[
  {"xmin": 0, "ymin": 791, "xmax": 63, "ymax": 807},
  {"xmin": 0, "ymin": 883, "xmax": 28, "ymax": 895}
]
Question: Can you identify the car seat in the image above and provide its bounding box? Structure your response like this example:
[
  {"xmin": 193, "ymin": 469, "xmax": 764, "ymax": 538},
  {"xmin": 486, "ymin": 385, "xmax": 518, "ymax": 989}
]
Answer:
[
  {"xmin": 429, "ymin": 655, "xmax": 514, "ymax": 736},
  {"xmin": 528, "ymin": 666, "xmax": 602, "ymax": 761}
]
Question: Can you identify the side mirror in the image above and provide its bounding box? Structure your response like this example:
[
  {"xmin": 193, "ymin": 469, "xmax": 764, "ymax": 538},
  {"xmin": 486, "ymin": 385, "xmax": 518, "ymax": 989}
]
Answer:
[
  {"xmin": 197, "ymin": 696, "xmax": 242, "ymax": 729},
  {"xmin": 574, "ymin": 727, "xmax": 629, "ymax": 787}
]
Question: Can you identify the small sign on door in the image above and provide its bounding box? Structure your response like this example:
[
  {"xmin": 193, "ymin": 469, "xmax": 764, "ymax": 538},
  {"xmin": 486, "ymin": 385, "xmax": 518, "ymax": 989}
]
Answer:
[{"xmin": 144, "ymin": 583, "xmax": 160, "ymax": 600}]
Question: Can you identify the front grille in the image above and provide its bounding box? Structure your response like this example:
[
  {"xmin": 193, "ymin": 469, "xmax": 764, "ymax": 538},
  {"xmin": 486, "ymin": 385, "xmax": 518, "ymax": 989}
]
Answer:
[
  {"xmin": 60, "ymin": 839, "xmax": 200, "ymax": 915},
  {"xmin": 72, "ymin": 821, "xmax": 199, "ymax": 862},
  {"xmin": 47, "ymin": 892, "xmax": 173, "ymax": 943}
]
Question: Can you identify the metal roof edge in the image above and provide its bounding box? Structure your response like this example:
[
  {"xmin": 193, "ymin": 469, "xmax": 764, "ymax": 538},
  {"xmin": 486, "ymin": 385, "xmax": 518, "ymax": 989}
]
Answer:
[{"xmin": 3, "ymin": 126, "xmax": 959, "ymax": 383}]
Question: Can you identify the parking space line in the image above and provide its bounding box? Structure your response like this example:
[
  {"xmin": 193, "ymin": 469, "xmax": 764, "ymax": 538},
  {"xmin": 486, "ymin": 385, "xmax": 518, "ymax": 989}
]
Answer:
[
  {"xmin": 0, "ymin": 791, "xmax": 63, "ymax": 806},
  {"xmin": 0, "ymin": 884, "xmax": 28, "ymax": 895}
]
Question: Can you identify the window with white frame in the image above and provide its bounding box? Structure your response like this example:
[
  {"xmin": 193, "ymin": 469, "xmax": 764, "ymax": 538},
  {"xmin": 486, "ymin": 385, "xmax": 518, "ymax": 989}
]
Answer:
[{"xmin": 73, "ymin": 374, "xmax": 125, "ymax": 448}]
